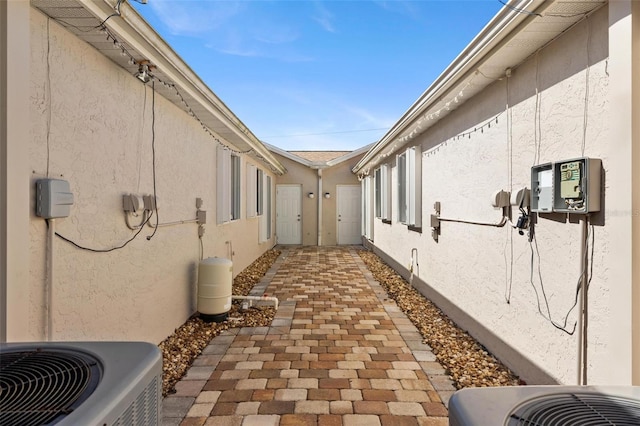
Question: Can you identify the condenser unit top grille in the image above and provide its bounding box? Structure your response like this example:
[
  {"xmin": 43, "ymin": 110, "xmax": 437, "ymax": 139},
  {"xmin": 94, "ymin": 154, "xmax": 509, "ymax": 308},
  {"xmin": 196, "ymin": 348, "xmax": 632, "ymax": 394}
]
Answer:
[
  {"xmin": 507, "ymin": 392, "xmax": 640, "ymax": 425},
  {"xmin": 0, "ymin": 349, "xmax": 102, "ymax": 426}
]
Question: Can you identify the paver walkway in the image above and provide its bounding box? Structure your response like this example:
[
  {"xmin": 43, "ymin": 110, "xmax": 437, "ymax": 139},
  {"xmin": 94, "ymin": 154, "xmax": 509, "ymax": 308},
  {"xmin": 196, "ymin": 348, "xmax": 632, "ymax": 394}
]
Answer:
[{"xmin": 163, "ymin": 246, "xmax": 454, "ymax": 426}]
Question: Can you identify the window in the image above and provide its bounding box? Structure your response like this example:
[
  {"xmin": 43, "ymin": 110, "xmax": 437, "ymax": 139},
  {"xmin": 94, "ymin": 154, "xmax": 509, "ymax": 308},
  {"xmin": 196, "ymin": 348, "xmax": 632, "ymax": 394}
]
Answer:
[
  {"xmin": 260, "ymin": 175, "xmax": 272, "ymax": 242},
  {"xmin": 257, "ymin": 169, "xmax": 264, "ymax": 216},
  {"xmin": 231, "ymin": 154, "xmax": 241, "ymax": 220},
  {"xmin": 217, "ymin": 146, "xmax": 241, "ymax": 224},
  {"xmin": 397, "ymin": 147, "xmax": 421, "ymax": 227},
  {"xmin": 374, "ymin": 164, "xmax": 390, "ymax": 220},
  {"xmin": 247, "ymin": 164, "xmax": 257, "ymax": 218},
  {"xmin": 246, "ymin": 166, "xmax": 264, "ymax": 218}
]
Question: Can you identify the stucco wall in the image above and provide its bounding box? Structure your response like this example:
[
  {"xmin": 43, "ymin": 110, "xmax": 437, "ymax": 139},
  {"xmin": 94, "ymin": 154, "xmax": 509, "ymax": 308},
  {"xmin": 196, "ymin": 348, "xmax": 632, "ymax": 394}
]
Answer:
[
  {"xmin": 369, "ymin": 6, "xmax": 628, "ymax": 385},
  {"xmin": 273, "ymin": 153, "xmax": 364, "ymax": 246},
  {"xmin": 21, "ymin": 9, "xmax": 276, "ymax": 343}
]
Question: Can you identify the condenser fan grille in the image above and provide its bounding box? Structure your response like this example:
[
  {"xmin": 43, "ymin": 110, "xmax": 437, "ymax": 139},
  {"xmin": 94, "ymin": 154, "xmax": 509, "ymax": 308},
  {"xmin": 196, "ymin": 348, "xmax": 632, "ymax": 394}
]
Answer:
[
  {"xmin": 507, "ymin": 392, "xmax": 640, "ymax": 425},
  {"xmin": 0, "ymin": 349, "xmax": 102, "ymax": 426}
]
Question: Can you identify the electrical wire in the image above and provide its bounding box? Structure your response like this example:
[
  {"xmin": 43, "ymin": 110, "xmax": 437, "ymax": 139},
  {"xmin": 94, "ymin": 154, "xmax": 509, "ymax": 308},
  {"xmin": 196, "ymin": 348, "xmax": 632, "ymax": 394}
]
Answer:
[
  {"xmin": 99, "ymin": 0, "xmax": 123, "ymax": 27},
  {"xmin": 581, "ymin": 16, "xmax": 591, "ymax": 157},
  {"xmin": 55, "ymin": 211, "xmax": 154, "ymax": 252},
  {"xmin": 146, "ymin": 80, "xmax": 159, "ymax": 241},
  {"xmin": 46, "ymin": 18, "xmax": 51, "ymax": 178},
  {"xmin": 262, "ymin": 127, "xmax": 389, "ymax": 139},
  {"xmin": 534, "ymin": 52, "xmax": 542, "ymax": 166},
  {"xmin": 528, "ymin": 224, "xmax": 594, "ymax": 335}
]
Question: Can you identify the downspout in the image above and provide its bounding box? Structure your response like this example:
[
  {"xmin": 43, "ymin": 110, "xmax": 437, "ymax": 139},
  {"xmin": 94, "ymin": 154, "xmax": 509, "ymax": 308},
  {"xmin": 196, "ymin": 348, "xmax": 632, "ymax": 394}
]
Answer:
[{"xmin": 317, "ymin": 169, "xmax": 323, "ymax": 246}]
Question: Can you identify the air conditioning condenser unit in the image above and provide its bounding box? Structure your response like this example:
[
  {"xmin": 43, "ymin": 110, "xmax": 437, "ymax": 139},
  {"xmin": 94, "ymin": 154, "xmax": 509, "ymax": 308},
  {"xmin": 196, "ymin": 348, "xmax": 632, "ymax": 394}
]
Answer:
[
  {"xmin": 0, "ymin": 341, "xmax": 162, "ymax": 426},
  {"xmin": 449, "ymin": 385, "xmax": 640, "ymax": 426}
]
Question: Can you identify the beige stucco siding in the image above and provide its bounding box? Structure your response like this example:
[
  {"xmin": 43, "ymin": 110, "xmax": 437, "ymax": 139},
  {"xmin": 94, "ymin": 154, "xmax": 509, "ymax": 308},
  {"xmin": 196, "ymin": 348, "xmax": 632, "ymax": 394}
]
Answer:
[
  {"xmin": 21, "ymin": 9, "xmax": 275, "ymax": 343},
  {"xmin": 371, "ymin": 6, "xmax": 626, "ymax": 384},
  {"xmin": 272, "ymin": 152, "xmax": 364, "ymax": 246}
]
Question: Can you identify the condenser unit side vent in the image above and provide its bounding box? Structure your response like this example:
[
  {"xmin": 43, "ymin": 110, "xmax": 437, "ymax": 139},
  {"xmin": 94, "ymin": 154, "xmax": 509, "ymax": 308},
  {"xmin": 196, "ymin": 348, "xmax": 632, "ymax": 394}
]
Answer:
[{"xmin": 113, "ymin": 375, "xmax": 160, "ymax": 425}]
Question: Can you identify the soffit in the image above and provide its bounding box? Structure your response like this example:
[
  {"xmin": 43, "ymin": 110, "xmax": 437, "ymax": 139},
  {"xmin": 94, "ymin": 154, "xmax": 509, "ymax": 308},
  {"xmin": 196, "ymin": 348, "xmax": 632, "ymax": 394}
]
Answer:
[
  {"xmin": 30, "ymin": 0, "xmax": 285, "ymax": 174},
  {"xmin": 289, "ymin": 152, "xmax": 352, "ymax": 163}
]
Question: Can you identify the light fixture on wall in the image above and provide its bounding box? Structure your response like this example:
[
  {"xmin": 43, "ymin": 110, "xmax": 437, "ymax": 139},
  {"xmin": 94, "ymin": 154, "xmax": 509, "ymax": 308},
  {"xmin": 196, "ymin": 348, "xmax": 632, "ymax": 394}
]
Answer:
[
  {"xmin": 324, "ymin": 192, "xmax": 331, "ymax": 199},
  {"xmin": 135, "ymin": 62, "xmax": 152, "ymax": 83},
  {"xmin": 308, "ymin": 192, "xmax": 315, "ymax": 199}
]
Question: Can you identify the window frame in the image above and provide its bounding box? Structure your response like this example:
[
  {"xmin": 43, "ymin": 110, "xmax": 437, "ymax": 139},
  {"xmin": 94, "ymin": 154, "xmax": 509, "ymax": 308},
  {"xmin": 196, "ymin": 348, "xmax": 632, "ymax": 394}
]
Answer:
[
  {"xmin": 397, "ymin": 147, "xmax": 421, "ymax": 227},
  {"xmin": 217, "ymin": 146, "xmax": 242, "ymax": 224}
]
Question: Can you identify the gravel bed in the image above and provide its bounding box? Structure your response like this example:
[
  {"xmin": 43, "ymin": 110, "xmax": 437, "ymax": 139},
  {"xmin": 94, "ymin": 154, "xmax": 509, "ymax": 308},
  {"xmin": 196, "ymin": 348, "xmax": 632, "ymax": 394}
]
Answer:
[
  {"xmin": 159, "ymin": 249, "xmax": 281, "ymax": 396},
  {"xmin": 358, "ymin": 249, "xmax": 523, "ymax": 389}
]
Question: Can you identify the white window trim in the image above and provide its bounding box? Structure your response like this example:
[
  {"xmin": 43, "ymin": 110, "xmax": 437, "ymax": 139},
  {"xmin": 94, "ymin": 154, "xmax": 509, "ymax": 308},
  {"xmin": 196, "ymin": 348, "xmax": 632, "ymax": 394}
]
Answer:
[
  {"xmin": 217, "ymin": 146, "xmax": 241, "ymax": 224},
  {"xmin": 397, "ymin": 147, "xmax": 421, "ymax": 227}
]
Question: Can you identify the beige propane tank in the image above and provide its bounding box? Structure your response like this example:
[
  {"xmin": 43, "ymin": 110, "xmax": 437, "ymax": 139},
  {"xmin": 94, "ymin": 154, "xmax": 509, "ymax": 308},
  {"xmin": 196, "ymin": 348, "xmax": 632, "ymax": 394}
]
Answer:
[{"xmin": 197, "ymin": 257, "xmax": 232, "ymax": 322}]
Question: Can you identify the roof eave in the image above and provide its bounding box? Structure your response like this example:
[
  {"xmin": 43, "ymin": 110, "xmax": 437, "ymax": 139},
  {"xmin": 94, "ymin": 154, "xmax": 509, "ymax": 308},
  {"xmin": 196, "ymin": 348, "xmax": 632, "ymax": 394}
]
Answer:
[
  {"xmin": 76, "ymin": 0, "xmax": 286, "ymax": 175},
  {"xmin": 352, "ymin": 0, "xmax": 553, "ymax": 175}
]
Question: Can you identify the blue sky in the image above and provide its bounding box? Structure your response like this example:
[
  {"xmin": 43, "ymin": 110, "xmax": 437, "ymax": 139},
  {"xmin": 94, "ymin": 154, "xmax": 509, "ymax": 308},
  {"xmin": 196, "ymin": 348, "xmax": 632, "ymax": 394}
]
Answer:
[{"xmin": 133, "ymin": 1, "xmax": 503, "ymax": 151}]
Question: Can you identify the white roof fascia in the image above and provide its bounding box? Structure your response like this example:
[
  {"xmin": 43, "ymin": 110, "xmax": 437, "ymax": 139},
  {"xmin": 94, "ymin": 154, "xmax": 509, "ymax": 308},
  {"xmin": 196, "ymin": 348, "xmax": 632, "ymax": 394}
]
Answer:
[
  {"xmin": 266, "ymin": 143, "xmax": 374, "ymax": 169},
  {"xmin": 80, "ymin": 0, "xmax": 286, "ymax": 175},
  {"xmin": 353, "ymin": 0, "xmax": 551, "ymax": 175}
]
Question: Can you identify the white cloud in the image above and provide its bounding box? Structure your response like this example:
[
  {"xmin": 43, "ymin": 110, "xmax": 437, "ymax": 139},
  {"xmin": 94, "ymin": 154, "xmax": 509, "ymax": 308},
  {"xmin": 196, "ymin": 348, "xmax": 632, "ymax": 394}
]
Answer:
[
  {"xmin": 149, "ymin": 1, "xmax": 245, "ymax": 35},
  {"xmin": 312, "ymin": 1, "xmax": 337, "ymax": 33}
]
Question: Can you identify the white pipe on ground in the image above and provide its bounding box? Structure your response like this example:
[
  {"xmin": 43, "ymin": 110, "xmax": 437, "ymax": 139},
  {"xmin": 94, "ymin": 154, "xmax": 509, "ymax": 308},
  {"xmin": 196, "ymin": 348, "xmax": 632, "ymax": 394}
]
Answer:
[{"xmin": 233, "ymin": 295, "xmax": 279, "ymax": 310}]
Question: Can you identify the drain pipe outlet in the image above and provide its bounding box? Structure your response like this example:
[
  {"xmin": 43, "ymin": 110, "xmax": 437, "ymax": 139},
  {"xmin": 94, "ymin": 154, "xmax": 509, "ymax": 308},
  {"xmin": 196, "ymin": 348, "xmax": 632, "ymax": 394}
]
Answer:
[{"xmin": 233, "ymin": 295, "xmax": 279, "ymax": 310}]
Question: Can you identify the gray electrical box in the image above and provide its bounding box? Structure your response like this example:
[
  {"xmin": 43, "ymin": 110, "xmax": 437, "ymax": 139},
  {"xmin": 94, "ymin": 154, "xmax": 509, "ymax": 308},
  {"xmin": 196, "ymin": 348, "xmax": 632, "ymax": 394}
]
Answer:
[
  {"xmin": 36, "ymin": 179, "xmax": 74, "ymax": 218},
  {"xmin": 531, "ymin": 163, "xmax": 553, "ymax": 213},
  {"xmin": 531, "ymin": 157, "xmax": 601, "ymax": 214}
]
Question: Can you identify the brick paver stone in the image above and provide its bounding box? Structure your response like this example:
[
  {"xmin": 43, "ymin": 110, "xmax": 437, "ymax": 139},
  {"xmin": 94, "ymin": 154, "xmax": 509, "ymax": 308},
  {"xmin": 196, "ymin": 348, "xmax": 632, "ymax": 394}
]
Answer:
[{"xmin": 170, "ymin": 247, "xmax": 449, "ymax": 425}]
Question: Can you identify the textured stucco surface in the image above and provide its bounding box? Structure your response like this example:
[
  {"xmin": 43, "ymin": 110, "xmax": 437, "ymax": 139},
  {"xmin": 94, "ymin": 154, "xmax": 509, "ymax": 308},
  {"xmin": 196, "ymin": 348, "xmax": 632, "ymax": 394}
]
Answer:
[
  {"xmin": 272, "ymin": 153, "xmax": 364, "ymax": 246},
  {"xmin": 369, "ymin": 7, "xmax": 632, "ymax": 385},
  {"xmin": 21, "ymin": 10, "xmax": 275, "ymax": 343}
]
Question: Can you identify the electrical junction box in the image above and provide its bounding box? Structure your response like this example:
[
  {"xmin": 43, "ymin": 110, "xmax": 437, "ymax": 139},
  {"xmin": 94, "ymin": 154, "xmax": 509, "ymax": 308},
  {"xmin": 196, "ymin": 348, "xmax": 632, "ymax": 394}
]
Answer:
[
  {"xmin": 531, "ymin": 157, "xmax": 601, "ymax": 214},
  {"xmin": 531, "ymin": 163, "xmax": 553, "ymax": 213},
  {"xmin": 36, "ymin": 179, "xmax": 74, "ymax": 219}
]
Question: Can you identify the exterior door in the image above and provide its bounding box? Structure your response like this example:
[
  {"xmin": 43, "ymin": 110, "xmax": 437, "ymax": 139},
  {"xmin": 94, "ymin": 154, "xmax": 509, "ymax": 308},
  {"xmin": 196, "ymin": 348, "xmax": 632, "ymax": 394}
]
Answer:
[
  {"xmin": 337, "ymin": 185, "xmax": 362, "ymax": 245},
  {"xmin": 276, "ymin": 185, "xmax": 301, "ymax": 244}
]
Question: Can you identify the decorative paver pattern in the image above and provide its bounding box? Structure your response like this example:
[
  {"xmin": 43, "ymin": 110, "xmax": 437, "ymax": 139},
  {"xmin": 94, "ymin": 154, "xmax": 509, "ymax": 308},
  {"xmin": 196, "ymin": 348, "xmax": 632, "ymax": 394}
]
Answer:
[{"xmin": 163, "ymin": 246, "xmax": 452, "ymax": 426}]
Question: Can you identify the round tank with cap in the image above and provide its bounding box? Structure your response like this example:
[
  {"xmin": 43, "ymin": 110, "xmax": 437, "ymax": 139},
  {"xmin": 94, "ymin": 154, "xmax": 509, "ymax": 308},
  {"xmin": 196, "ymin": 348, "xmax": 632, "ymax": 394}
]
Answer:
[{"xmin": 197, "ymin": 257, "xmax": 232, "ymax": 322}]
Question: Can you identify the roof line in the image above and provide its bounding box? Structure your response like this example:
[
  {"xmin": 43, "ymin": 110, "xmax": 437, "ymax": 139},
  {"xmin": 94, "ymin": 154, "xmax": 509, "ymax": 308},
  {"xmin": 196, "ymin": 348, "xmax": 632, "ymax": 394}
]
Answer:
[
  {"xmin": 81, "ymin": 0, "xmax": 286, "ymax": 175},
  {"xmin": 266, "ymin": 143, "xmax": 373, "ymax": 169},
  {"xmin": 353, "ymin": 0, "xmax": 551, "ymax": 174}
]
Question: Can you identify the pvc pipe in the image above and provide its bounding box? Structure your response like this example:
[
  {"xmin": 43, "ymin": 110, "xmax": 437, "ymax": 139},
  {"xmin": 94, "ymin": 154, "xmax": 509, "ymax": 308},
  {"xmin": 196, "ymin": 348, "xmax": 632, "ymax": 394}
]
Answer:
[
  {"xmin": 409, "ymin": 248, "xmax": 419, "ymax": 287},
  {"xmin": 577, "ymin": 216, "xmax": 589, "ymax": 385},
  {"xmin": 233, "ymin": 295, "xmax": 279, "ymax": 310},
  {"xmin": 46, "ymin": 219, "xmax": 54, "ymax": 341}
]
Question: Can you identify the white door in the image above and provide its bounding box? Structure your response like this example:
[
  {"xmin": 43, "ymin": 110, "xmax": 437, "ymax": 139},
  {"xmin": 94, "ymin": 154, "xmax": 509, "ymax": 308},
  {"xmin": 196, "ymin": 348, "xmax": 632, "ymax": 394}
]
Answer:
[
  {"xmin": 337, "ymin": 185, "xmax": 362, "ymax": 245},
  {"xmin": 276, "ymin": 185, "xmax": 302, "ymax": 244}
]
